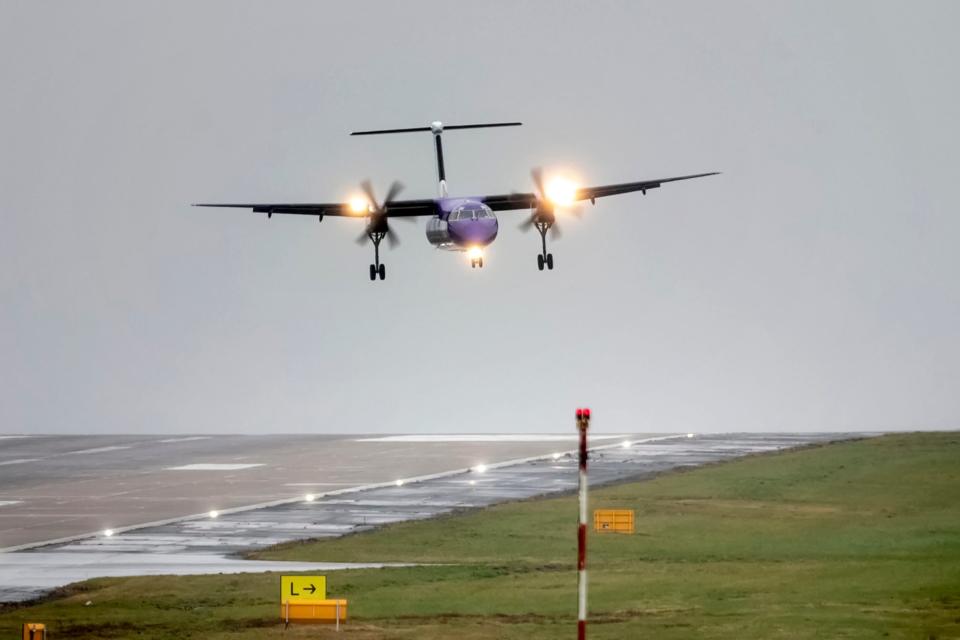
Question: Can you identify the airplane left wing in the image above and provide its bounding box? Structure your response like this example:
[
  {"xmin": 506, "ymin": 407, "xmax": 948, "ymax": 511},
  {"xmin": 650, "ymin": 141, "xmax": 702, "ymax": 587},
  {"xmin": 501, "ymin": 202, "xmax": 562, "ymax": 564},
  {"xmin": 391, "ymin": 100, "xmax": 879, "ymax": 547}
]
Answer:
[
  {"xmin": 482, "ymin": 172, "xmax": 719, "ymax": 211},
  {"xmin": 193, "ymin": 199, "xmax": 438, "ymax": 217}
]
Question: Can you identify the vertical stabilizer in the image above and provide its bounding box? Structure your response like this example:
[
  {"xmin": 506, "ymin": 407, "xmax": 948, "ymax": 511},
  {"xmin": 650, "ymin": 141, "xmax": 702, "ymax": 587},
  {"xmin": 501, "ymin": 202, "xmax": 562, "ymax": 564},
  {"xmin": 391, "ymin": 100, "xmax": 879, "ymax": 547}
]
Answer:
[{"xmin": 431, "ymin": 121, "xmax": 448, "ymax": 197}]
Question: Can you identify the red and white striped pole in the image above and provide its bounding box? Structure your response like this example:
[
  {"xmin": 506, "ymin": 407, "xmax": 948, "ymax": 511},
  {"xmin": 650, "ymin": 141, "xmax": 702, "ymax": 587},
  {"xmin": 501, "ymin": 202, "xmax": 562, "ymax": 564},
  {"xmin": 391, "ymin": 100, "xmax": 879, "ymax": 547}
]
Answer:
[{"xmin": 576, "ymin": 407, "xmax": 591, "ymax": 640}]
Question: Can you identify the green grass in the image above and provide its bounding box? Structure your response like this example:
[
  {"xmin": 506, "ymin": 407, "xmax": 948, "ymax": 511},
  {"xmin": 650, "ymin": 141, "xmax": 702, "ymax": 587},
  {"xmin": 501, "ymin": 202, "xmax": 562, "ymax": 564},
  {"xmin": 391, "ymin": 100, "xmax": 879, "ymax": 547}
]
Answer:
[{"xmin": 2, "ymin": 433, "xmax": 959, "ymax": 639}]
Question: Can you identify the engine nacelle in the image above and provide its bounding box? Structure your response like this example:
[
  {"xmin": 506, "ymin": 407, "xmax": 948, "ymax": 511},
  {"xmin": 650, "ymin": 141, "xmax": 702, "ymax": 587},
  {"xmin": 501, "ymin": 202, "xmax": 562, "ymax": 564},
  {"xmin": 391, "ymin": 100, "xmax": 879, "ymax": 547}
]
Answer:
[{"xmin": 425, "ymin": 216, "xmax": 458, "ymax": 251}]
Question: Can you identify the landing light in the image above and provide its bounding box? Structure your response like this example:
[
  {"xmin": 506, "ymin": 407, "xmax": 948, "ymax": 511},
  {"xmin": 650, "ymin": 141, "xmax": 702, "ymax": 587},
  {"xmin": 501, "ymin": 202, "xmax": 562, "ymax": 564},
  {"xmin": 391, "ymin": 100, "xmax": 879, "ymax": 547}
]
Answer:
[
  {"xmin": 304, "ymin": 494, "xmax": 315, "ymax": 502},
  {"xmin": 552, "ymin": 452, "xmax": 562, "ymax": 460},
  {"xmin": 209, "ymin": 510, "xmax": 219, "ymax": 519},
  {"xmin": 468, "ymin": 480, "xmax": 477, "ymax": 486},
  {"xmin": 686, "ymin": 433, "xmax": 695, "ymax": 438},
  {"xmin": 467, "ymin": 246, "xmax": 484, "ymax": 260},
  {"xmin": 474, "ymin": 463, "xmax": 488, "ymax": 474},
  {"xmin": 103, "ymin": 528, "xmax": 114, "ymax": 537},
  {"xmin": 348, "ymin": 196, "xmax": 368, "ymax": 214},
  {"xmin": 621, "ymin": 440, "xmax": 631, "ymax": 449},
  {"xmin": 395, "ymin": 479, "xmax": 405, "ymax": 487},
  {"xmin": 545, "ymin": 177, "xmax": 578, "ymax": 207}
]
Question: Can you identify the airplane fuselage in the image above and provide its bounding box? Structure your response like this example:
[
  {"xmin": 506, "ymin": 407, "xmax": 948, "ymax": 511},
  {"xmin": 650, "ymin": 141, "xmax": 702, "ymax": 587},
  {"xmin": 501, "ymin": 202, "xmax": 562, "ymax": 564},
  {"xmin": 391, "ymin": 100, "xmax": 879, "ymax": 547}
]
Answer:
[{"xmin": 424, "ymin": 198, "xmax": 498, "ymax": 251}]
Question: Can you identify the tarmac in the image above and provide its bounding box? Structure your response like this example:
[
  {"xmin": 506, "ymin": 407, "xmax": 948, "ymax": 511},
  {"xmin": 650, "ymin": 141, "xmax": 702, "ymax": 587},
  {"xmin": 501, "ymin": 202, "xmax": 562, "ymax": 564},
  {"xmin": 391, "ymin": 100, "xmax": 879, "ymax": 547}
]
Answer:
[
  {"xmin": 0, "ymin": 432, "xmax": 862, "ymax": 602},
  {"xmin": 0, "ymin": 433, "xmax": 630, "ymax": 549}
]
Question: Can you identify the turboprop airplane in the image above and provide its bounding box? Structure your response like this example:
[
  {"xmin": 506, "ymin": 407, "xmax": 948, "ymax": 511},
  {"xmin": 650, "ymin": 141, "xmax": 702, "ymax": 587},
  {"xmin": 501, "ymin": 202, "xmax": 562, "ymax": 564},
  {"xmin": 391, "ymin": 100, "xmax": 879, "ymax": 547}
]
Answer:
[{"xmin": 196, "ymin": 121, "xmax": 718, "ymax": 280}]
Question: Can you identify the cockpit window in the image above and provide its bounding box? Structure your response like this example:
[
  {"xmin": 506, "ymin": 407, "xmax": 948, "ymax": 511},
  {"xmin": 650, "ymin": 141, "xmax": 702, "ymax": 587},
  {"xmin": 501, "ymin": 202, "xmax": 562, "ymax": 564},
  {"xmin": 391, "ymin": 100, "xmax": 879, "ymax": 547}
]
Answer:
[{"xmin": 452, "ymin": 204, "xmax": 491, "ymax": 221}]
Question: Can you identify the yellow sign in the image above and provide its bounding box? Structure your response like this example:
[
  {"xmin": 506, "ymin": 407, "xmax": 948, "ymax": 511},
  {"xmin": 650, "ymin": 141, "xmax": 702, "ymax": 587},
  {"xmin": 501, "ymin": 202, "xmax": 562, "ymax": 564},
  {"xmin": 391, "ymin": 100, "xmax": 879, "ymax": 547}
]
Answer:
[
  {"xmin": 23, "ymin": 622, "xmax": 47, "ymax": 640},
  {"xmin": 22, "ymin": 623, "xmax": 47, "ymax": 640},
  {"xmin": 594, "ymin": 509, "xmax": 635, "ymax": 534},
  {"xmin": 281, "ymin": 575, "xmax": 326, "ymax": 602},
  {"xmin": 281, "ymin": 599, "xmax": 348, "ymax": 625}
]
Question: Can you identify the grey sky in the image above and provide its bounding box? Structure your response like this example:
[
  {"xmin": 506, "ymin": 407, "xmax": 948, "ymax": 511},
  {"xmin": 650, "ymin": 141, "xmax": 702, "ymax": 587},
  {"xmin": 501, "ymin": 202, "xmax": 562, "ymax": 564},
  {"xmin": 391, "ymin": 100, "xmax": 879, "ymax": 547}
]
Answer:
[{"xmin": 1, "ymin": 1, "xmax": 957, "ymax": 435}]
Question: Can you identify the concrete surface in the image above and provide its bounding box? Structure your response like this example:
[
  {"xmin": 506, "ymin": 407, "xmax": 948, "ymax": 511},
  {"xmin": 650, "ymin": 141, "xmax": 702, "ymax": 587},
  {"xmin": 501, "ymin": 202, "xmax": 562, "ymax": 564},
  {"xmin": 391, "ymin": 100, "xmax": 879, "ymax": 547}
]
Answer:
[{"xmin": 0, "ymin": 433, "xmax": 630, "ymax": 549}]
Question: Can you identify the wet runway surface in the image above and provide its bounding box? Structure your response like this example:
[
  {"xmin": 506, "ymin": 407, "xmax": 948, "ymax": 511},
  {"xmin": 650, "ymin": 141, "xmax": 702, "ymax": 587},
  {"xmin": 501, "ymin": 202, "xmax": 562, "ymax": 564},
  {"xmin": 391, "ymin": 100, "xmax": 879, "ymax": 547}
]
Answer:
[
  {"xmin": 0, "ymin": 432, "xmax": 860, "ymax": 602},
  {"xmin": 0, "ymin": 433, "xmax": 630, "ymax": 549}
]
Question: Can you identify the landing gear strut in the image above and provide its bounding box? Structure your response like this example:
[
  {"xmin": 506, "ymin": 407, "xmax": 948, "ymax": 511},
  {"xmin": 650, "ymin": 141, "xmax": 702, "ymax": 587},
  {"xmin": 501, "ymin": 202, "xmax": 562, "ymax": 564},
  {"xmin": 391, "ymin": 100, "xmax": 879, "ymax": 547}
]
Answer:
[
  {"xmin": 470, "ymin": 257, "xmax": 484, "ymax": 269},
  {"xmin": 535, "ymin": 221, "xmax": 554, "ymax": 271},
  {"xmin": 368, "ymin": 231, "xmax": 386, "ymax": 281}
]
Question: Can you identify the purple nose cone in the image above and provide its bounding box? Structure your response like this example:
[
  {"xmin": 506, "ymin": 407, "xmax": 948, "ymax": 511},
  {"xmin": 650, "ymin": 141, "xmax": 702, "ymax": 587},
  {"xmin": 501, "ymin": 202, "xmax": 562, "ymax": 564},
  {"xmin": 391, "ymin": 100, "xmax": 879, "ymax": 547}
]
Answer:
[{"xmin": 448, "ymin": 218, "xmax": 498, "ymax": 247}]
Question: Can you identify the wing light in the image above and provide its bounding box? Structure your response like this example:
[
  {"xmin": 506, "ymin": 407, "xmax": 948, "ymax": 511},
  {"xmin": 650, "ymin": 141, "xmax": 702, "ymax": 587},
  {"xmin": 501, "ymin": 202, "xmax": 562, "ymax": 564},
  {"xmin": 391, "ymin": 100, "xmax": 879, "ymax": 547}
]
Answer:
[
  {"xmin": 545, "ymin": 177, "xmax": 579, "ymax": 207},
  {"xmin": 348, "ymin": 196, "xmax": 369, "ymax": 214}
]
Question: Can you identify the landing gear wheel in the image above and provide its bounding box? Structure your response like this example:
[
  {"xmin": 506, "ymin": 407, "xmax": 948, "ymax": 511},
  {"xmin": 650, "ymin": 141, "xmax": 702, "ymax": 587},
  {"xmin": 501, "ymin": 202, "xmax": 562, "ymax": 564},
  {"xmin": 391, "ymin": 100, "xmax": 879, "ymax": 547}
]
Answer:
[
  {"xmin": 546, "ymin": 253, "xmax": 554, "ymax": 270},
  {"xmin": 369, "ymin": 264, "xmax": 377, "ymax": 281},
  {"xmin": 378, "ymin": 263, "xmax": 386, "ymax": 280},
  {"xmin": 478, "ymin": 257, "xmax": 484, "ymax": 268},
  {"xmin": 537, "ymin": 254, "xmax": 545, "ymax": 271}
]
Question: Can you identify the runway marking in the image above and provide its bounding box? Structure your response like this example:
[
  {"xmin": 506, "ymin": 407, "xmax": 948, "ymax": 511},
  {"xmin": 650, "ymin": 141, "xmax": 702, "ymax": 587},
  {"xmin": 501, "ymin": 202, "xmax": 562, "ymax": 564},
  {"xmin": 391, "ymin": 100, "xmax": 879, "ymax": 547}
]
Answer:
[
  {"xmin": 0, "ymin": 436, "xmax": 33, "ymax": 440},
  {"xmin": 157, "ymin": 437, "xmax": 212, "ymax": 444},
  {"xmin": 356, "ymin": 434, "xmax": 623, "ymax": 443},
  {"xmin": 62, "ymin": 446, "xmax": 132, "ymax": 455},
  {"xmin": 0, "ymin": 501, "xmax": 23, "ymax": 507},
  {"xmin": 0, "ymin": 459, "xmax": 39, "ymax": 466},
  {"xmin": 284, "ymin": 482, "xmax": 373, "ymax": 487},
  {"xmin": 166, "ymin": 463, "xmax": 264, "ymax": 471}
]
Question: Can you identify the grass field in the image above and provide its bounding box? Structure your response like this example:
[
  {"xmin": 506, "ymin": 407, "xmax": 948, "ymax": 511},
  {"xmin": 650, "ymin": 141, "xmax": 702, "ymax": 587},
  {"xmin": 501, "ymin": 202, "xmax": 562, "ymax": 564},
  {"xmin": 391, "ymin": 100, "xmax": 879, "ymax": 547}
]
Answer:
[{"xmin": 2, "ymin": 432, "xmax": 958, "ymax": 639}]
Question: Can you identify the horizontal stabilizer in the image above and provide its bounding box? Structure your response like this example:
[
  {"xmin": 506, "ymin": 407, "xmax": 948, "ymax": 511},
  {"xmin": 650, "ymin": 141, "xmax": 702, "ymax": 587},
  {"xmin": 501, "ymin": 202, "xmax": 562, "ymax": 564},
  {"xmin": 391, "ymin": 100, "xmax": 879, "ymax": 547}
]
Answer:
[{"xmin": 351, "ymin": 122, "xmax": 522, "ymax": 136}]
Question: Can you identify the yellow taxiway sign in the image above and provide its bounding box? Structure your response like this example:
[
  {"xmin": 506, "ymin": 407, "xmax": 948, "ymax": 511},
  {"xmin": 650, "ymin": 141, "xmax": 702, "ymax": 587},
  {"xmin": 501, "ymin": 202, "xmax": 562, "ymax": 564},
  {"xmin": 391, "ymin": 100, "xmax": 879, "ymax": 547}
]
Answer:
[{"xmin": 281, "ymin": 575, "xmax": 326, "ymax": 603}]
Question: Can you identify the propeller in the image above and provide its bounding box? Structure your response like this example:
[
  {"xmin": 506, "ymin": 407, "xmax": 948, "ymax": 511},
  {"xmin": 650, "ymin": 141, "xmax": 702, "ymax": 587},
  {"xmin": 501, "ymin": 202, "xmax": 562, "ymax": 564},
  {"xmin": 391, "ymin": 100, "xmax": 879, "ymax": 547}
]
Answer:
[
  {"xmin": 517, "ymin": 167, "xmax": 581, "ymax": 239},
  {"xmin": 354, "ymin": 179, "xmax": 407, "ymax": 248}
]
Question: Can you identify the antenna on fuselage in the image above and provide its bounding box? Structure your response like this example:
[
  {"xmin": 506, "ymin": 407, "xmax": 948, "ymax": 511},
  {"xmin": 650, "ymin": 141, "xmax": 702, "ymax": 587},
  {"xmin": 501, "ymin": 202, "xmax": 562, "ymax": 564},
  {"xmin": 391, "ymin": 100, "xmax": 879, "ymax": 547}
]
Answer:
[{"xmin": 350, "ymin": 121, "xmax": 522, "ymax": 198}]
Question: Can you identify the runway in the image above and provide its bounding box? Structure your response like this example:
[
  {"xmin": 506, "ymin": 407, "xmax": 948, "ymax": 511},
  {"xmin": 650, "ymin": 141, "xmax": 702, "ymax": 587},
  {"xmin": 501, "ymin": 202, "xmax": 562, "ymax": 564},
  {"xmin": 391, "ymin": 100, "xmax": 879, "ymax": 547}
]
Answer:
[
  {"xmin": 0, "ymin": 433, "xmax": 629, "ymax": 550},
  {"xmin": 0, "ymin": 432, "xmax": 860, "ymax": 602}
]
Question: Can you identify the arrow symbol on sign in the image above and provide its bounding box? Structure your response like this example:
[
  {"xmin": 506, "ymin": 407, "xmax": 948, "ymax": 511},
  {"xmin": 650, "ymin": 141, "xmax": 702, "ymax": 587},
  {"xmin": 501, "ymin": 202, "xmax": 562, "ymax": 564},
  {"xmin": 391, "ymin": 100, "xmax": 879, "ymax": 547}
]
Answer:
[{"xmin": 304, "ymin": 584, "xmax": 316, "ymax": 594}]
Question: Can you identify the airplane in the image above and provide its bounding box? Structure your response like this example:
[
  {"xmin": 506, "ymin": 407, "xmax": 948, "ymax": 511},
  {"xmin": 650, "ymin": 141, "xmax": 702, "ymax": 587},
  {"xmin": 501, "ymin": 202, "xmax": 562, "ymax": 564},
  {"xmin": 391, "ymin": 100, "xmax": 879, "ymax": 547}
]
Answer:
[{"xmin": 195, "ymin": 121, "xmax": 718, "ymax": 281}]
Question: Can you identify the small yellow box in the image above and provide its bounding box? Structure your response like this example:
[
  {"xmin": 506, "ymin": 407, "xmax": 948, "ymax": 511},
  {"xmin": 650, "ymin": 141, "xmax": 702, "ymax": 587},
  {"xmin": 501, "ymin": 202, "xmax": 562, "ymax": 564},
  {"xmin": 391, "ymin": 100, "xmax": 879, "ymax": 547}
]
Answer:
[
  {"xmin": 22, "ymin": 623, "xmax": 46, "ymax": 640},
  {"xmin": 281, "ymin": 599, "xmax": 348, "ymax": 624},
  {"xmin": 594, "ymin": 509, "xmax": 635, "ymax": 534}
]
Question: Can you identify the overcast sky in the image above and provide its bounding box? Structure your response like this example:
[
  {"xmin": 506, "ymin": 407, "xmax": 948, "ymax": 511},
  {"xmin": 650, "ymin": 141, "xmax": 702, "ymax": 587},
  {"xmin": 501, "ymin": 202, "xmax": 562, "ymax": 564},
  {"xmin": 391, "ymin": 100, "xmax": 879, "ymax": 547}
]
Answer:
[{"xmin": 1, "ymin": 1, "xmax": 957, "ymax": 435}]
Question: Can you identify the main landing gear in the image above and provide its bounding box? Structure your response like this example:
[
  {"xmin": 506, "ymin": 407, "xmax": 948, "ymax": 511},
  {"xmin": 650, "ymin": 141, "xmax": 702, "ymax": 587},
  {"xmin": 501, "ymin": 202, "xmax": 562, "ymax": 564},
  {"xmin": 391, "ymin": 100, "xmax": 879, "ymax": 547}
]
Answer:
[
  {"xmin": 535, "ymin": 221, "xmax": 555, "ymax": 271},
  {"xmin": 470, "ymin": 256, "xmax": 484, "ymax": 269},
  {"xmin": 368, "ymin": 231, "xmax": 387, "ymax": 281}
]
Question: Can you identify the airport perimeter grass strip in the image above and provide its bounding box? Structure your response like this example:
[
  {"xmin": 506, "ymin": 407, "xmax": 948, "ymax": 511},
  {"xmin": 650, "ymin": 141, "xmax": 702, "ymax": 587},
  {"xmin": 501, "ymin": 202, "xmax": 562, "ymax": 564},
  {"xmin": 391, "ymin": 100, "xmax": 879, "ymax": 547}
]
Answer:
[{"xmin": 1, "ymin": 432, "xmax": 958, "ymax": 639}]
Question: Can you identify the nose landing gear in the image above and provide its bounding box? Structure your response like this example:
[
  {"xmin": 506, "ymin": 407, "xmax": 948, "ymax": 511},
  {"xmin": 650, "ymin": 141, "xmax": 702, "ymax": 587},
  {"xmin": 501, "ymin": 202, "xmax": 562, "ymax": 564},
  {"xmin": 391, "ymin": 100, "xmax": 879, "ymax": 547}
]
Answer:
[
  {"xmin": 535, "ymin": 221, "xmax": 555, "ymax": 271},
  {"xmin": 471, "ymin": 256, "xmax": 484, "ymax": 269}
]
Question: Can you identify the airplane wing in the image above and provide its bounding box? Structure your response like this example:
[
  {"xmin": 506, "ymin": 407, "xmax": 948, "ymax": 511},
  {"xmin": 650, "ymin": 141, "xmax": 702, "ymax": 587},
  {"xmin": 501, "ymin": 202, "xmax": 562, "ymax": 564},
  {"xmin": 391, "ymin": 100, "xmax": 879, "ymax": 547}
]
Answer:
[
  {"xmin": 482, "ymin": 172, "xmax": 720, "ymax": 211},
  {"xmin": 193, "ymin": 198, "xmax": 438, "ymax": 217}
]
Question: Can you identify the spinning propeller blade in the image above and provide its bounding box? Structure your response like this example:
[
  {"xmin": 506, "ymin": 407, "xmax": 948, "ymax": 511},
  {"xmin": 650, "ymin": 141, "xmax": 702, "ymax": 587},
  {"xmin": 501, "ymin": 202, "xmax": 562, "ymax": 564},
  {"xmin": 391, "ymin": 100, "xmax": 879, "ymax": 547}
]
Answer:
[
  {"xmin": 518, "ymin": 167, "xmax": 573, "ymax": 235},
  {"xmin": 356, "ymin": 179, "xmax": 406, "ymax": 245}
]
